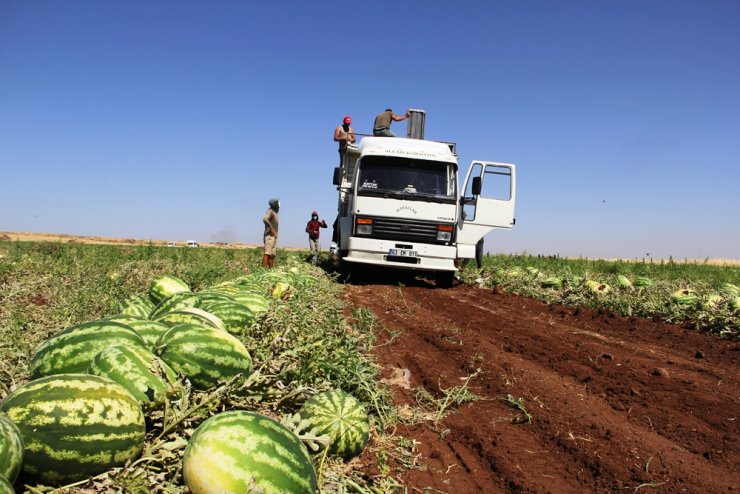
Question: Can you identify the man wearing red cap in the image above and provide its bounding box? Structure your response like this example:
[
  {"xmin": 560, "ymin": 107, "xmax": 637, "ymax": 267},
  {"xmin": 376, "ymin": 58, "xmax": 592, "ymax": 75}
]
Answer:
[
  {"xmin": 305, "ymin": 211, "xmax": 328, "ymax": 264},
  {"xmin": 333, "ymin": 115, "xmax": 356, "ymax": 167}
]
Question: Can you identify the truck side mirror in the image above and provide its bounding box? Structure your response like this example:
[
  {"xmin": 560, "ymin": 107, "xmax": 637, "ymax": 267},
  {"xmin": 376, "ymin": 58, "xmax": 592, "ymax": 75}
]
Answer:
[
  {"xmin": 472, "ymin": 176, "xmax": 482, "ymax": 196},
  {"xmin": 332, "ymin": 167, "xmax": 342, "ymax": 186}
]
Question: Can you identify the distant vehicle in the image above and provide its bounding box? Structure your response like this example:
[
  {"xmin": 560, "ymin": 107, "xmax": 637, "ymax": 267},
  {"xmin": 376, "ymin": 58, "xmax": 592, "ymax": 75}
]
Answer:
[
  {"xmin": 186, "ymin": 240, "xmax": 200, "ymax": 248},
  {"xmin": 166, "ymin": 242, "xmax": 177, "ymax": 248}
]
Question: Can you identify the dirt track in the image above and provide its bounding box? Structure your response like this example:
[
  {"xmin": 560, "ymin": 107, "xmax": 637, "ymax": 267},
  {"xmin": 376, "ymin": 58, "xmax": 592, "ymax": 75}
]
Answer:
[{"xmin": 345, "ymin": 277, "xmax": 739, "ymax": 493}]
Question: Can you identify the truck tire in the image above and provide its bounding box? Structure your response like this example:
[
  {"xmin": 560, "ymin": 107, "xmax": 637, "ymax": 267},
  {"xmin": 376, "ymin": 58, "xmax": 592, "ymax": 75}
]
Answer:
[{"xmin": 435, "ymin": 271, "xmax": 455, "ymax": 289}]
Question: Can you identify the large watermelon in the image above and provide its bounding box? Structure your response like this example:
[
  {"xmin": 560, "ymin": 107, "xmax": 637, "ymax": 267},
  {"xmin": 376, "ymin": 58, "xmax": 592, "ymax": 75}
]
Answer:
[
  {"xmin": 204, "ymin": 286, "xmax": 270, "ymax": 314},
  {"xmin": 149, "ymin": 291, "xmax": 232, "ymax": 320},
  {"xmin": 30, "ymin": 320, "xmax": 147, "ymax": 378},
  {"xmin": 154, "ymin": 307, "xmax": 226, "ymax": 331},
  {"xmin": 119, "ymin": 293, "xmax": 155, "ymax": 319},
  {"xmin": 87, "ymin": 345, "xmax": 179, "ymax": 406},
  {"xmin": 0, "ymin": 411, "xmax": 23, "ymax": 483},
  {"xmin": 148, "ymin": 275, "xmax": 190, "ymax": 305},
  {"xmin": 299, "ymin": 390, "xmax": 369, "ymax": 460},
  {"xmin": 0, "ymin": 374, "xmax": 146, "ymax": 484},
  {"xmin": 105, "ymin": 314, "xmax": 170, "ymax": 350},
  {"xmin": 183, "ymin": 411, "xmax": 316, "ymax": 494},
  {"xmin": 196, "ymin": 300, "xmax": 256, "ymax": 335},
  {"xmin": 155, "ymin": 324, "xmax": 252, "ymax": 389}
]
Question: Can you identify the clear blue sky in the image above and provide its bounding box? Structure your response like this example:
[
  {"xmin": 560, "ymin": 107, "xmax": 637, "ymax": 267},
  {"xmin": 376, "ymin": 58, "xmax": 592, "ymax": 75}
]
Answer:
[{"xmin": 2, "ymin": 1, "xmax": 738, "ymax": 259}]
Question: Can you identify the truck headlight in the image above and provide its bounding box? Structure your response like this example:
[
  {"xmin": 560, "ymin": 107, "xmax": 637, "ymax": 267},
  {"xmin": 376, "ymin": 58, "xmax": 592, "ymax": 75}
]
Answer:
[
  {"xmin": 437, "ymin": 224, "xmax": 453, "ymax": 241},
  {"xmin": 356, "ymin": 218, "xmax": 372, "ymax": 235}
]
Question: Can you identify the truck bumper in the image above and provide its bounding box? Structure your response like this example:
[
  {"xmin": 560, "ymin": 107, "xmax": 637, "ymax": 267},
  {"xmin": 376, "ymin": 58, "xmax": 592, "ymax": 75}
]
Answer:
[{"xmin": 344, "ymin": 237, "xmax": 457, "ymax": 271}]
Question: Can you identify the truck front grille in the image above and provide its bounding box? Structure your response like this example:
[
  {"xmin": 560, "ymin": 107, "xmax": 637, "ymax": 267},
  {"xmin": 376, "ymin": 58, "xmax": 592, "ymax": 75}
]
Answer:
[{"xmin": 367, "ymin": 217, "xmax": 452, "ymax": 245}]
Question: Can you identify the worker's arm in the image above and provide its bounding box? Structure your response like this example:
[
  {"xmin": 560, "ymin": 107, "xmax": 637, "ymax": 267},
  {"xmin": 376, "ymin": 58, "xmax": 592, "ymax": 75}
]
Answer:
[
  {"xmin": 392, "ymin": 111, "xmax": 410, "ymax": 122},
  {"xmin": 348, "ymin": 127, "xmax": 356, "ymax": 143}
]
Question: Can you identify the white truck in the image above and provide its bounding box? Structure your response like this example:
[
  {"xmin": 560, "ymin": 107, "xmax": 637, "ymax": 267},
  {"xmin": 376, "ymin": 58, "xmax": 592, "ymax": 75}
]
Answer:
[{"xmin": 332, "ymin": 110, "xmax": 516, "ymax": 287}]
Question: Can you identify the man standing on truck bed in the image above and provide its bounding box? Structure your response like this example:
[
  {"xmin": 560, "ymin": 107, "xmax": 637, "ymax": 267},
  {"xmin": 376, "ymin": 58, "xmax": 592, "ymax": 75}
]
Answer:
[
  {"xmin": 373, "ymin": 108, "xmax": 409, "ymax": 137},
  {"xmin": 262, "ymin": 198, "xmax": 279, "ymax": 269},
  {"xmin": 333, "ymin": 115, "xmax": 355, "ymax": 167}
]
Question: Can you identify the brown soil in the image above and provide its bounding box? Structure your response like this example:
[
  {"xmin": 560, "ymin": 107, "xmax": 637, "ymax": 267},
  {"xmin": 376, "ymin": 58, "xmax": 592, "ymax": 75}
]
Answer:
[{"xmin": 345, "ymin": 275, "xmax": 739, "ymax": 494}]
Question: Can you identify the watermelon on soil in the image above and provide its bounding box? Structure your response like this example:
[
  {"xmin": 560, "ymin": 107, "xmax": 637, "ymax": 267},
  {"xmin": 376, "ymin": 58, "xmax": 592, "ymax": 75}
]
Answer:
[
  {"xmin": 299, "ymin": 390, "xmax": 369, "ymax": 460},
  {"xmin": 183, "ymin": 410, "xmax": 317, "ymax": 494},
  {"xmin": 29, "ymin": 320, "xmax": 147, "ymax": 378},
  {"xmin": 155, "ymin": 324, "xmax": 252, "ymax": 389},
  {"xmin": 0, "ymin": 411, "xmax": 24, "ymax": 483},
  {"xmin": 0, "ymin": 374, "xmax": 146, "ymax": 485}
]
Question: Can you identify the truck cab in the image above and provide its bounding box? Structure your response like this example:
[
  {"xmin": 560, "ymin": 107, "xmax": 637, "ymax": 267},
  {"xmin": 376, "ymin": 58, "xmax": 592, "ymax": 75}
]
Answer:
[{"xmin": 332, "ymin": 110, "xmax": 515, "ymax": 286}]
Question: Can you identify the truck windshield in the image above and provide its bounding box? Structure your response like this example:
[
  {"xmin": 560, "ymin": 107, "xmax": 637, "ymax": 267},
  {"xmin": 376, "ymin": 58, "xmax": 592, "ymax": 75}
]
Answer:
[{"xmin": 357, "ymin": 156, "xmax": 456, "ymax": 203}]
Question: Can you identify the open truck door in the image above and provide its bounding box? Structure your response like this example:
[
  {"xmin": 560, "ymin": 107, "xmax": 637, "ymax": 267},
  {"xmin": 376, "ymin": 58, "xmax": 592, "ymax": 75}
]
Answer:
[{"xmin": 457, "ymin": 161, "xmax": 516, "ymax": 259}]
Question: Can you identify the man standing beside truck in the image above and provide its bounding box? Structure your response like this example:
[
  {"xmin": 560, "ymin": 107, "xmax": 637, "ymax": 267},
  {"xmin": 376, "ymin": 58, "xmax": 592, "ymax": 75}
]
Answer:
[
  {"xmin": 333, "ymin": 115, "xmax": 355, "ymax": 167},
  {"xmin": 262, "ymin": 198, "xmax": 279, "ymax": 269},
  {"xmin": 305, "ymin": 211, "xmax": 328, "ymax": 264},
  {"xmin": 373, "ymin": 108, "xmax": 409, "ymax": 137}
]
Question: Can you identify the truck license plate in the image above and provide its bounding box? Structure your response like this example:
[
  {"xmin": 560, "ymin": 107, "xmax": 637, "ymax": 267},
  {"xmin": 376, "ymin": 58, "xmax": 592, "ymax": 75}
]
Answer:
[{"xmin": 388, "ymin": 249, "xmax": 417, "ymax": 257}]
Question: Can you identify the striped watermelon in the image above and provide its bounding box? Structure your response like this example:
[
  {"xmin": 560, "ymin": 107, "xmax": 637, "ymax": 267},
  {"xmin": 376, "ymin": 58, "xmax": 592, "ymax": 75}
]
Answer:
[
  {"xmin": 154, "ymin": 307, "xmax": 226, "ymax": 331},
  {"xmin": 540, "ymin": 277, "xmax": 562, "ymax": 289},
  {"xmin": 183, "ymin": 410, "xmax": 316, "ymax": 494},
  {"xmin": 105, "ymin": 314, "xmax": 170, "ymax": 349},
  {"xmin": 119, "ymin": 293, "xmax": 155, "ymax": 318},
  {"xmin": 671, "ymin": 289, "xmax": 698, "ymax": 306},
  {"xmin": 615, "ymin": 275, "xmax": 632, "ymax": 288},
  {"xmin": 633, "ymin": 276, "xmax": 653, "ymax": 288},
  {"xmin": 0, "ymin": 475, "xmax": 13, "ymax": 494},
  {"xmin": 155, "ymin": 324, "xmax": 252, "ymax": 390},
  {"xmin": 0, "ymin": 411, "xmax": 23, "ymax": 483},
  {"xmin": 0, "ymin": 374, "xmax": 146, "ymax": 484},
  {"xmin": 299, "ymin": 390, "xmax": 369, "ymax": 460},
  {"xmin": 149, "ymin": 291, "xmax": 232, "ymax": 320},
  {"xmin": 204, "ymin": 286, "xmax": 270, "ymax": 314},
  {"xmin": 719, "ymin": 282, "xmax": 740, "ymax": 298},
  {"xmin": 148, "ymin": 275, "xmax": 190, "ymax": 305},
  {"xmin": 87, "ymin": 345, "xmax": 179, "ymax": 406},
  {"xmin": 196, "ymin": 300, "xmax": 255, "ymax": 335},
  {"xmin": 30, "ymin": 320, "xmax": 147, "ymax": 378}
]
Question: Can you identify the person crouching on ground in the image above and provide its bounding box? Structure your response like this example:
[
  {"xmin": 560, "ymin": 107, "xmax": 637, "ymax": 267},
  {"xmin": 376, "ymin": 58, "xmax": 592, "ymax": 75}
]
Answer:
[
  {"xmin": 262, "ymin": 198, "xmax": 279, "ymax": 269},
  {"xmin": 305, "ymin": 211, "xmax": 327, "ymax": 264}
]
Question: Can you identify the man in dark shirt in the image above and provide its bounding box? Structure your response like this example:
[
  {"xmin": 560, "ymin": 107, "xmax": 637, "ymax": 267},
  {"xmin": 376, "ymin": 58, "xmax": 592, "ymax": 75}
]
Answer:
[{"xmin": 373, "ymin": 108, "xmax": 409, "ymax": 137}]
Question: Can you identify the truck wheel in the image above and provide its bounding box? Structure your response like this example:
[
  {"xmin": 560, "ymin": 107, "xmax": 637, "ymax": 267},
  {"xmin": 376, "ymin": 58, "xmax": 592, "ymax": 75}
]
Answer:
[{"xmin": 435, "ymin": 271, "xmax": 455, "ymax": 288}]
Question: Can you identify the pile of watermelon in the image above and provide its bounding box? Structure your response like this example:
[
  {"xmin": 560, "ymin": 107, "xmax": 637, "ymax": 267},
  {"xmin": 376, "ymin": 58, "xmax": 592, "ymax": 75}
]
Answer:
[{"xmin": 0, "ymin": 268, "xmax": 370, "ymax": 493}]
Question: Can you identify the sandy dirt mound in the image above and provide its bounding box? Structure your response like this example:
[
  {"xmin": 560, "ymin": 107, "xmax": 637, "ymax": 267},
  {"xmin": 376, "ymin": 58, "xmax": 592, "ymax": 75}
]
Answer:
[{"xmin": 345, "ymin": 277, "xmax": 739, "ymax": 493}]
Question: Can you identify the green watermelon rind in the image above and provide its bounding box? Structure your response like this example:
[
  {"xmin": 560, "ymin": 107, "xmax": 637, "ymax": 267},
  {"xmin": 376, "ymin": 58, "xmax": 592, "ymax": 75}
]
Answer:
[
  {"xmin": 0, "ymin": 374, "xmax": 146, "ymax": 485},
  {"xmin": 183, "ymin": 410, "xmax": 317, "ymax": 494},
  {"xmin": 155, "ymin": 324, "xmax": 252, "ymax": 390},
  {"xmin": 148, "ymin": 275, "xmax": 191, "ymax": 305},
  {"xmin": 29, "ymin": 320, "xmax": 147, "ymax": 378},
  {"xmin": 0, "ymin": 475, "xmax": 14, "ymax": 494},
  {"xmin": 154, "ymin": 307, "xmax": 227, "ymax": 331},
  {"xmin": 87, "ymin": 345, "xmax": 179, "ymax": 406},
  {"xmin": 299, "ymin": 390, "xmax": 370, "ymax": 460},
  {"xmin": 105, "ymin": 315, "xmax": 171, "ymax": 350},
  {"xmin": 0, "ymin": 411, "xmax": 24, "ymax": 483}
]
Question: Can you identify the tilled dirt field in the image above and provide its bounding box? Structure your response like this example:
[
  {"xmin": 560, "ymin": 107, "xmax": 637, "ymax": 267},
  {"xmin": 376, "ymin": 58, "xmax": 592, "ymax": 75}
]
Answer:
[{"xmin": 345, "ymin": 277, "xmax": 739, "ymax": 493}]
